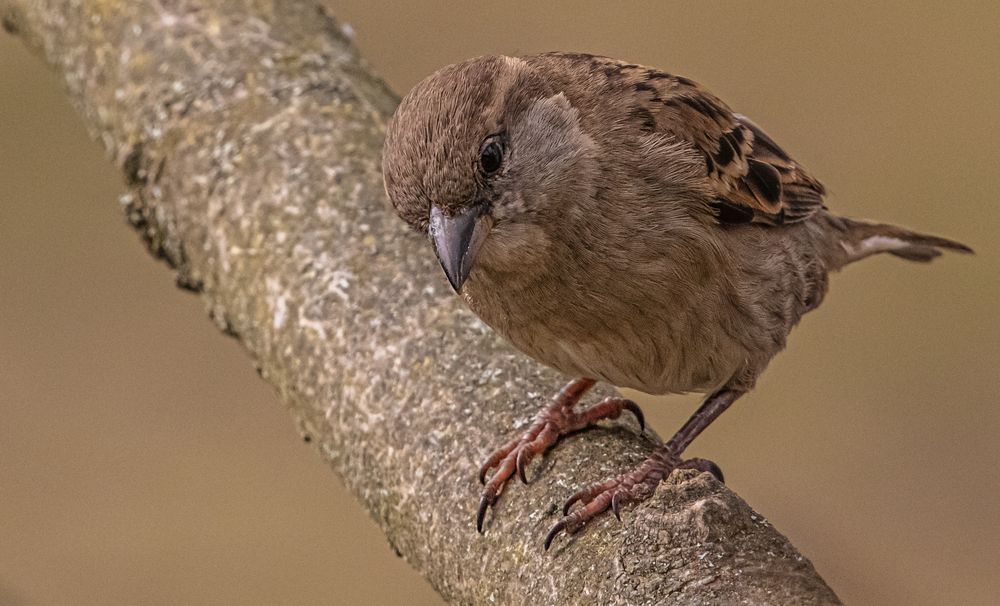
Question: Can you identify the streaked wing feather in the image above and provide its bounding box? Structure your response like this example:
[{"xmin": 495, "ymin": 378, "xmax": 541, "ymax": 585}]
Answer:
[
  {"xmin": 655, "ymin": 83, "xmax": 826, "ymax": 225},
  {"xmin": 535, "ymin": 53, "xmax": 827, "ymax": 224}
]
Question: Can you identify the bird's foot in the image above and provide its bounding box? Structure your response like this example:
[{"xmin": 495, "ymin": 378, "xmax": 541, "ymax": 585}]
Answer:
[
  {"xmin": 477, "ymin": 378, "xmax": 645, "ymax": 532},
  {"xmin": 544, "ymin": 447, "xmax": 723, "ymax": 550}
]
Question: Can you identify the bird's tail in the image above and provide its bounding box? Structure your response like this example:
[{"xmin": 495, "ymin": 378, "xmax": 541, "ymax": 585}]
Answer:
[{"xmin": 828, "ymin": 216, "xmax": 973, "ymax": 268}]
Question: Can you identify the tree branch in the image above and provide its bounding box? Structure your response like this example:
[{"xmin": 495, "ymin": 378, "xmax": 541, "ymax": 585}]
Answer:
[{"xmin": 1, "ymin": 1, "xmax": 841, "ymax": 603}]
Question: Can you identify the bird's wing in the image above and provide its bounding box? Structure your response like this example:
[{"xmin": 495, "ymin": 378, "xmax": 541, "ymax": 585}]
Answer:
[
  {"xmin": 543, "ymin": 53, "xmax": 827, "ymax": 225},
  {"xmin": 642, "ymin": 72, "xmax": 827, "ymax": 225}
]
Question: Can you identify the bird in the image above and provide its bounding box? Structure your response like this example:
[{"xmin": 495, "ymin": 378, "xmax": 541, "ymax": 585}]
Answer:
[{"xmin": 380, "ymin": 52, "xmax": 972, "ymax": 550}]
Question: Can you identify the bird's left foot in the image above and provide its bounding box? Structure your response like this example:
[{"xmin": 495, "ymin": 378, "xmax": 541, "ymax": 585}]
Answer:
[
  {"xmin": 477, "ymin": 378, "xmax": 645, "ymax": 533},
  {"xmin": 544, "ymin": 446, "xmax": 723, "ymax": 550}
]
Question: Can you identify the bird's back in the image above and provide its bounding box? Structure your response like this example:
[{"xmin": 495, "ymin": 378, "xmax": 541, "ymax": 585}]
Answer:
[{"xmin": 524, "ymin": 52, "xmax": 829, "ymax": 226}]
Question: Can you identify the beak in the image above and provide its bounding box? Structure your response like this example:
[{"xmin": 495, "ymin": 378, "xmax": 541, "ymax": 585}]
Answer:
[{"xmin": 429, "ymin": 204, "xmax": 492, "ymax": 292}]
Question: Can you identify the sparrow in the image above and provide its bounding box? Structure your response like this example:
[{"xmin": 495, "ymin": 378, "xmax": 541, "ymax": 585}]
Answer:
[{"xmin": 380, "ymin": 52, "xmax": 972, "ymax": 549}]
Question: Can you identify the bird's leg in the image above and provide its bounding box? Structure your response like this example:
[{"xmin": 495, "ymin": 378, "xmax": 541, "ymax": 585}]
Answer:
[
  {"xmin": 477, "ymin": 378, "xmax": 646, "ymax": 533},
  {"xmin": 545, "ymin": 387, "xmax": 745, "ymax": 550}
]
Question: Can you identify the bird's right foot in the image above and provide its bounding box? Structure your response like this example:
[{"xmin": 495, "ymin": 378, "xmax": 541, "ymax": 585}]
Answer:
[
  {"xmin": 476, "ymin": 378, "xmax": 645, "ymax": 532},
  {"xmin": 544, "ymin": 451, "xmax": 723, "ymax": 550}
]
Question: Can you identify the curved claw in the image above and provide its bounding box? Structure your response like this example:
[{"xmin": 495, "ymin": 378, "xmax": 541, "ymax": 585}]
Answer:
[
  {"xmin": 678, "ymin": 457, "xmax": 725, "ymax": 483},
  {"xmin": 516, "ymin": 448, "xmax": 530, "ymax": 484},
  {"xmin": 705, "ymin": 461, "xmax": 724, "ymax": 483},
  {"xmin": 611, "ymin": 491, "xmax": 623, "ymax": 522},
  {"xmin": 622, "ymin": 400, "xmax": 645, "ymax": 431},
  {"xmin": 562, "ymin": 489, "xmax": 586, "ymax": 516},
  {"xmin": 476, "ymin": 495, "xmax": 490, "ymax": 533},
  {"xmin": 705, "ymin": 460, "xmax": 725, "ymax": 483},
  {"xmin": 544, "ymin": 519, "xmax": 568, "ymax": 551}
]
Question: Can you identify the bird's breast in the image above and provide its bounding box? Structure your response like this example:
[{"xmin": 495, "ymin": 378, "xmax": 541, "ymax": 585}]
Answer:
[{"xmin": 463, "ymin": 269, "xmax": 749, "ymax": 395}]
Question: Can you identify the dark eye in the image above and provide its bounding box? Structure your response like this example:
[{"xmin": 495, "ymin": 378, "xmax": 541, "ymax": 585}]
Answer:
[{"xmin": 479, "ymin": 139, "xmax": 504, "ymax": 175}]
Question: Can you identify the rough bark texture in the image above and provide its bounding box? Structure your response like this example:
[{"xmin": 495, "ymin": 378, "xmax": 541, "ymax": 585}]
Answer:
[{"xmin": 1, "ymin": 2, "xmax": 842, "ymax": 604}]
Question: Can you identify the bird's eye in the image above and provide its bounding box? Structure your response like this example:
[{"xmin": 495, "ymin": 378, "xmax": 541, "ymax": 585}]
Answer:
[{"xmin": 479, "ymin": 139, "xmax": 504, "ymax": 175}]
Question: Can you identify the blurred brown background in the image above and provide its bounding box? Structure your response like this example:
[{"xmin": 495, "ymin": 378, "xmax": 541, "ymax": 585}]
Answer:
[{"xmin": 2, "ymin": 2, "xmax": 998, "ymax": 605}]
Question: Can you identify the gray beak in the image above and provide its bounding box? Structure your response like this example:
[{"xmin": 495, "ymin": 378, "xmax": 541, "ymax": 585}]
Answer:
[{"xmin": 429, "ymin": 204, "xmax": 492, "ymax": 292}]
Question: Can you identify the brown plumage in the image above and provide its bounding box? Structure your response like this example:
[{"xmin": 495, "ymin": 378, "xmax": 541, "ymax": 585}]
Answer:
[{"xmin": 381, "ymin": 52, "xmax": 972, "ymax": 548}]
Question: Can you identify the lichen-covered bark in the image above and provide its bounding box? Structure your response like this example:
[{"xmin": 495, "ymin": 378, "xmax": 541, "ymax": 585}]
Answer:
[{"xmin": 0, "ymin": 1, "xmax": 842, "ymax": 604}]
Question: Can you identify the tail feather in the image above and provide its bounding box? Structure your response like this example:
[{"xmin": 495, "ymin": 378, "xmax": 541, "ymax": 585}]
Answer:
[{"xmin": 837, "ymin": 218, "xmax": 973, "ymax": 265}]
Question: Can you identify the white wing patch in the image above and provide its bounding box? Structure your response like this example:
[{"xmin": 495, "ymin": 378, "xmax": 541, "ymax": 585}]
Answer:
[{"xmin": 841, "ymin": 235, "xmax": 910, "ymax": 261}]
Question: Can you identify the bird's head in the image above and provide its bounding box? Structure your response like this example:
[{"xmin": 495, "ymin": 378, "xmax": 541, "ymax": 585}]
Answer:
[{"xmin": 382, "ymin": 55, "xmax": 596, "ymax": 292}]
